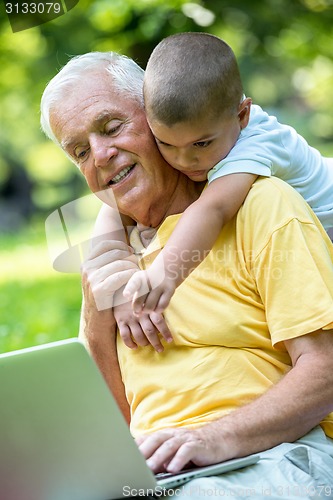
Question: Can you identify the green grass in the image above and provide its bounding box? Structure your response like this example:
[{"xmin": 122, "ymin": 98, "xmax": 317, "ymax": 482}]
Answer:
[{"xmin": 0, "ymin": 222, "xmax": 82, "ymax": 353}]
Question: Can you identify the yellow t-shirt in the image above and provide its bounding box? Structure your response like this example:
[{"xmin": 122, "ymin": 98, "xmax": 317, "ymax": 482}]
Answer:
[{"xmin": 117, "ymin": 177, "xmax": 333, "ymax": 438}]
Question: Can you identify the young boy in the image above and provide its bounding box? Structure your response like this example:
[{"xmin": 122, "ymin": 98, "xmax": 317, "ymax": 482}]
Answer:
[{"xmin": 122, "ymin": 31, "xmax": 333, "ymax": 346}]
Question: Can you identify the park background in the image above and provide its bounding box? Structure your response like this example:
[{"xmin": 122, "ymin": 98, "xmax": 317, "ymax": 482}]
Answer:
[{"xmin": 1, "ymin": 0, "xmax": 333, "ymax": 353}]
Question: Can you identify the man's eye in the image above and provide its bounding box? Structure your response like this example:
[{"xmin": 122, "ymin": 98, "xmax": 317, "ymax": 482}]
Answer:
[
  {"xmin": 74, "ymin": 147, "xmax": 89, "ymax": 160},
  {"xmin": 106, "ymin": 126, "xmax": 119, "ymax": 135},
  {"xmin": 194, "ymin": 141, "xmax": 211, "ymax": 148},
  {"xmin": 105, "ymin": 121, "xmax": 122, "ymax": 135}
]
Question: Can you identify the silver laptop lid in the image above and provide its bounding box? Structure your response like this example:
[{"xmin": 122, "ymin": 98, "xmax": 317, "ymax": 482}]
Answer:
[{"xmin": 0, "ymin": 339, "xmax": 156, "ymax": 500}]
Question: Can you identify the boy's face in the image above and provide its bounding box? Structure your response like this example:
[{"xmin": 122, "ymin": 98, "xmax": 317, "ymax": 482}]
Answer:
[{"xmin": 148, "ymin": 100, "xmax": 251, "ymax": 181}]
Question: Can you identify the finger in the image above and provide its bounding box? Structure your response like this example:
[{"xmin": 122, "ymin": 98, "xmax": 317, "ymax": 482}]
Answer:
[
  {"xmin": 91, "ymin": 262, "xmax": 134, "ymax": 288},
  {"xmin": 141, "ymin": 290, "xmax": 161, "ymax": 313},
  {"xmin": 137, "ymin": 429, "xmax": 175, "ymax": 460},
  {"xmin": 85, "ymin": 257, "xmax": 137, "ymax": 282},
  {"xmin": 145, "ymin": 435, "xmax": 187, "ymax": 473},
  {"xmin": 149, "ymin": 312, "xmax": 173, "ymax": 343},
  {"xmin": 82, "ymin": 260, "xmax": 138, "ymax": 300},
  {"xmin": 117, "ymin": 322, "xmax": 138, "ymax": 349},
  {"xmin": 111, "ymin": 271, "xmax": 140, "ymax": 307},
  {"xmin": 124, "ymin": 253, "xmax": 139, "ymax": 265},
  {"xmin": 132, "ymin": 291, "xmax": 149, "ymax": 316},
  {"xmin": 154, "ymin": 290, "xmax": 173, "ymax": 313},
  {"xmin": 124, "ymin": 271, "xmax": 150, "ymax": 300},
  {"xmin": 138, "ymin": 429, "xmax": 201, "ymax": 473},
  {"xmin": 164, "ymin": 441, "xmax": 198, "ymax": 473},
  {"xmin": 123, "ymin": 273, "xmax": 143, "ymax": 299},
  {"xmin": 84, "ymin": 250, "xmax": 133, "ymax": 274},
  {"xmin": 135, "ymin": 434, "xmax": 148, "ymax": 446},
  {"xmin": 147, "ymin": 434, "xmax": 200, "ymax": 473},
  {"xmin": 127, "ymin": 321, "xmax": 150, "ymax": 347},
  {"xmin": 92, "ymin": 268, "xmax": 138, "ymax": 311},
  {"xmin": 88, "ymin": 239, "xmax": 133, "ymax": 258},
  {"xmin": 139, "ymin": 316, "xmax": 164, "ymax": 352}
]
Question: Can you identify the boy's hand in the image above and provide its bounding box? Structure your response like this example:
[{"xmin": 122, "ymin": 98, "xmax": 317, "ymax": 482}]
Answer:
[
  {"xmin": 113, "ymin": 294, "xmax": 173, "ymax": 353},
  {"xmin": 123, "ymin": 269, "xmax": 177, "ymax": 316}
]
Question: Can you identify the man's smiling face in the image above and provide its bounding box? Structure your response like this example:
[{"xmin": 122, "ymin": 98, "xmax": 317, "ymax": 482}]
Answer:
[{"xmin": 49, "ymin": 70, "xmax": 176, "ymax": 224}]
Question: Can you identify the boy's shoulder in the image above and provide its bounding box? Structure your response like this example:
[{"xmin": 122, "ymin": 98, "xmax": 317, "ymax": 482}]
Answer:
[{"xmin": 246, "ymin": 103, "xmax": 280, "ymax": 133}]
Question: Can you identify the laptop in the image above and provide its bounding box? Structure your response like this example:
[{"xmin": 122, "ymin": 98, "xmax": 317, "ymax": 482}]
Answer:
[{"xmin": 0, "ymin": 339, "xmax": 260, "ymax": 500}]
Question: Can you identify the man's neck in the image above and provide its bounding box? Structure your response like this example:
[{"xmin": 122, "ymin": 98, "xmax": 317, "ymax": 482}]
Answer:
[
  {"xmin": 135, "ymin": 224, "xmax": 158, "ymax": 248},
  {"xmin": 136, "ymin": 174, "xmax": 205, "ymax": 246}
]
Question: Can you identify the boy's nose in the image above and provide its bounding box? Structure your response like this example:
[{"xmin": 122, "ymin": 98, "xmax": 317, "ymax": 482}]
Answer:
[{"xmin": 175, "ymin": 148, "xmax": 195, "ymax": 169}]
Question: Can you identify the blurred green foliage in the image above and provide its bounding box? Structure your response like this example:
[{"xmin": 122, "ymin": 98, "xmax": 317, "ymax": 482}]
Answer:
[
  {"xmin": 1, "ymin": 0, "xmax": 333, "ymax": 223},
  {"xmin": 0, "ymin": 225, "xmax": 82, "ymax": 352},
  {"xmin": 1, "ymin": 0, "xmax": 333, "ymax": 351}
]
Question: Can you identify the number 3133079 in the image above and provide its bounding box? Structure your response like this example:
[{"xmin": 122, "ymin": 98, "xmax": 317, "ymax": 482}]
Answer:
[{"xmin": 5, "ymin": 3, "xmax": 62, "ymax": 14}]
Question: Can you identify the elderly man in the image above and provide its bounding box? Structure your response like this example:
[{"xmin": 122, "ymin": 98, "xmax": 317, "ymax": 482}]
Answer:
[{"xmin": 41, "ymin": 51, "xmax": 333, "ymax": 496}]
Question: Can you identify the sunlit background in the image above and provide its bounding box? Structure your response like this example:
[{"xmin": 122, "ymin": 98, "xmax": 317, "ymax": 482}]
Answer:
[{"xmin": 1, "ymin": 0, "xmax": 333, "ymax": 352}]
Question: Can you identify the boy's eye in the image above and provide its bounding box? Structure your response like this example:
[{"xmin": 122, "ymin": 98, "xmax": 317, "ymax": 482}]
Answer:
[
  {"xmin": 194, "ymin": 140, "xmax": 211, "ymax": 148},
  {"xmin": 155, "ymin": 138, "xmax": 170, "ymax": 147}
]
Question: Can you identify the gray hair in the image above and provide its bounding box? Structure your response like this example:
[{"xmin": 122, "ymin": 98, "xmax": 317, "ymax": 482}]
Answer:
[{"xmin": 40, "ymin": 51, "xmax": 145, "ymax": 144}]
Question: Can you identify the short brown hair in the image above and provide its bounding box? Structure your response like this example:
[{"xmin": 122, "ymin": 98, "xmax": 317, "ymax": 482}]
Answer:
[{"xmin": 144, "ymin": 32, "xmax": 243, "ymax": 126}]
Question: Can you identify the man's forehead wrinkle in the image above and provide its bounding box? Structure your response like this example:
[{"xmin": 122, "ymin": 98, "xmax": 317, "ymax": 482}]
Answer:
[
  {"xmin": 58, "ymin": 103, "xmax": 117, "ymax": 151},
  {"xmin": 95, "ymin": 110, "xmax": 117, "ymax": 122},
  {"xmin": 60, "ymin": 111, "xmax": 116, "ymax": 150}
]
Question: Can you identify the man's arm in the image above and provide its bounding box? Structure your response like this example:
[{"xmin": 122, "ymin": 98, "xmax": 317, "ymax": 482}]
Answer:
[
  {"xmin": 79, "ymin": 239, "xmax": 141, "ymax": 424},
  {"xmin": 137, "ymin": 328, "xmax": 333, "ymax": 473},
  {"xmin": 79, "ymin": 282, "xmax": 131, "ymax": 424}
]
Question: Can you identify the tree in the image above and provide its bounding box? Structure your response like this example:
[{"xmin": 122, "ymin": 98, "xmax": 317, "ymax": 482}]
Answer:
[{"xmin": 1, "ymin": 0, "xmax": 333, "ymax": 230}]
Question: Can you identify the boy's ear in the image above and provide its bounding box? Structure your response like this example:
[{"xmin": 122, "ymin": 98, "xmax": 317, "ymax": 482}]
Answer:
[{"xmin": 238, "ymin": 97, "xmax": 252, "ymax": 129}]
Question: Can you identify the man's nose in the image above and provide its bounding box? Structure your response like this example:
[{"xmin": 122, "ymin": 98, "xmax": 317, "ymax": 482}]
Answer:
[{"xmin": 90, "ymin": 136, "xmax": 118, "ymax": 168}]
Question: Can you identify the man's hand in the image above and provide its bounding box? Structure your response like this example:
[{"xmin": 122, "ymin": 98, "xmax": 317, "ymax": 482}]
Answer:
[
  {"xmin": 81, "ymin": 240, "xmax": 138, "ymax": 311},
  {"xmin": 136, "ymin": 424, "xmax": 229, "ymax": 473},
  {"xmin": 114, "ymin": 294, "xmax": 173, "ymax": 352}
]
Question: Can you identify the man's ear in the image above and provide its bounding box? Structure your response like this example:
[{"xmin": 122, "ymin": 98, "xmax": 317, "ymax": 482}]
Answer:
[{"xmin": 238, "ymin": 97, "xmax": 252, "ymax": 129}]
